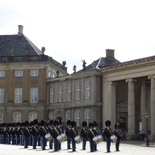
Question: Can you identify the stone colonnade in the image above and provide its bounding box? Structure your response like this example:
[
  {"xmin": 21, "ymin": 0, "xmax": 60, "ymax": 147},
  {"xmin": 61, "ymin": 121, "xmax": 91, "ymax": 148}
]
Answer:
[{"xmin": 103, "ymin": 75, "xmax": 155, "ymax": 140}]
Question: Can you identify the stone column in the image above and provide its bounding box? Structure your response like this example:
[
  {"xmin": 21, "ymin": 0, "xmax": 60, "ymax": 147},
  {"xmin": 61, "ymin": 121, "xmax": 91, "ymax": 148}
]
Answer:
[
  {"xmin": 149, "ymin": 75, "xmax": 155, "ymax": 138},
  {"xmin": 103, "ymin": 81, "xmax": 116, "ymax": 130},
  {"xmin": 126, "ymin": 78, "xmax": 136, "ymax": 138},
  {"xmin": 140, "ymin": 80, "xmax": 147, "ymax": 132}
]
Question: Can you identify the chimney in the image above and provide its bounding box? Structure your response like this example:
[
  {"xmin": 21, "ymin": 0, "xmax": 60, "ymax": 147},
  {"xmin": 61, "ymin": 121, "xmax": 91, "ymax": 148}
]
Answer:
[
  {"xmin": 18, "ymin": 25, "xmax": 23, "ymax": 36},
  {"xmin": 106, "ymin": 49, "xmax": 115, "ymax": 59}
]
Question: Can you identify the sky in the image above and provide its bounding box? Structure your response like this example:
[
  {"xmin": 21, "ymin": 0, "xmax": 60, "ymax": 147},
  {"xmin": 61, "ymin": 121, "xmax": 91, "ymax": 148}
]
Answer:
[{"xmin": 1, "ymin": 0, "xmax": 155, "ymax": 73}]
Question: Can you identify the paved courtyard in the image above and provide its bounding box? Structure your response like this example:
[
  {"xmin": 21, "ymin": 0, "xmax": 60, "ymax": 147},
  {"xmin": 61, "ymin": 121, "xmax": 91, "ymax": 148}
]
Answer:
[{"xmin": 0, "ymin": 141, "xmax": 155, "ymax": 155}]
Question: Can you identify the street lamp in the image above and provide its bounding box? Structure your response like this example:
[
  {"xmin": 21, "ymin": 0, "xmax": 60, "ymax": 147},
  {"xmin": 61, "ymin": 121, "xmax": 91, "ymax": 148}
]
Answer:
[{"xmin": 145, "ymin": 111, "xmax": 149, "ymax": 146}]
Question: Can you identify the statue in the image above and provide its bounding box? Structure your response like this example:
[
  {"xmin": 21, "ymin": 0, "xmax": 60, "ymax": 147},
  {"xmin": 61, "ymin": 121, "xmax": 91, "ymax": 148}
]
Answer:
[
  {"xmin": 73, "ymin": 65, "xmax": 76, "ymax": 73},
  {"xmin": 62, "ymin": 61, "xmax": 66, "ymax": 66},
  {"xmin": 82, "ymin": 60, "xmax": 86, "ymax": 70},
  {"xmin": 41, "ymin": 47, "xmax": 46, "ymax": 54}
]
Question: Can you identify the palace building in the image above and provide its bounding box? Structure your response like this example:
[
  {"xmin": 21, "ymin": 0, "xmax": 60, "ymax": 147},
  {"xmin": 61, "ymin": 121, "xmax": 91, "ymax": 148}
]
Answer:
[
  {"xmin": 0, "ymin": 25, "xmax": 68, "ymax": 123},
  {"xmin": 0, "ymin": 25, "xmax": 155, "ymax": 140}
]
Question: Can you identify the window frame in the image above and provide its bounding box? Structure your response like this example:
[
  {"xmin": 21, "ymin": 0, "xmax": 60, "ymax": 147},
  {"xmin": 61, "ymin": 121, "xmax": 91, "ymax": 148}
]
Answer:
[
  {"xmin": 30, "ymin": 88, "xmax": 38, "ymax": 103},
  {"xmin": 30, "ymin": 70, "xmax": 39, "ymax": 77},
  {"xmin": 15, "ymin": 88, "xmax": 23, "ymax": 103},
  {"xmin": 75, "ymin": 82, "xmax": 81, "ymax": 100},
  {"xmin": 13, "ymin": 112, "xmax": 22, "ymax": 122},
  {"xmin": 14, "ymin": 70, "xmax": 23, "ymax": 77},
  {"xmin": 67, "ymin": 84, "xmax": 72, "ymax": 101},
  {"xmin": 50, "ymin": 87, "xmax": 55, "ymax": 103},
  {"xmin": 0, "ymin": 71, "xmax": 5, "ymax": 77},
  {"xmin": 85, "ymin": 80, "xmax": 91, "ymax": 99},
  {"xmin": 0, "ymin": 88, "xmax": 4, "ymax": 103}
]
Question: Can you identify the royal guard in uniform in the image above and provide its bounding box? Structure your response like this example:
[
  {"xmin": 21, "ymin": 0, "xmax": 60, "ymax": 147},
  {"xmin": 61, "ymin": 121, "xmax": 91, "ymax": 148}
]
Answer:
[
  {"xmin": 30, "ymin": 119, "xmax": 39, "ymax": 149},
  {"xmin": 39, "ymin": 120, "xmax": 47, "ymax": 150},
  {"xmin": 80, "ymin": 121, "xmax": 87, "ymax": 150},
  {"xmin": 70, "ymin": 121, "xmax": 78, "ymax": 152},
  {"xmin": 104, "ymin": 120, "xmax": 113, "ymax": 153},
  {"xmin": 52, "ymin": 119, "xmax": 60, "ymax": 152},
  {"xmin": 114, "ymin": 123, "xmax": 122, "ymax": 151},
  {"xmin": 93, "ymin": 121, "xmax": 100, "ymax": 151},
  {"xmin": 47, "ymin": 119, "xmax": 54, "ymax": 149},
  {"xmin": 65, "ymin": 120, "xmax": 72, "ymax": 150},
  {"xmin": 88, "ymin": 122, "xmax": 95, "ymax": 152},
  {"xmin": 23, "ymin": 121, "xmax": 30, "ymax": 148}
]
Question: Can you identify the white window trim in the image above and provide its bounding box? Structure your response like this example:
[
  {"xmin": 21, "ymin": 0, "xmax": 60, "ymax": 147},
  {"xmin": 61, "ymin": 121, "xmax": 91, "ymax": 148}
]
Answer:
[
  {"xmin": 0, "ymin": 112, "xmax": 4, "ymax": 123},
  {"xmin": 50, "ymin": 87, "xmax": 55, "ymax": 103},
  {"xmin": 75, "ymin": 82, "xmax": 81, "ymax": 100},
  {"xmin": 58, "ymin": 85, "xmax": 63, "ymax": 102},
  {"xmin": 85, "ymin": 81, "xmax": 90, "ymax": 99},
  {"xmin": 28, "ymin": 111, "xmax": 37, "ymax": 122},
  {"xmin": 75, "ymin": 109, "xmax": 80, "ymax": 126},
  {"xmin": 66, "ymin": 110, "xmax": 71, "ymax": 121},
  {"xmin": 15, "ymin": 88, "xmax": 22, "ymax": 103},
  {"xmin": 0, "ymin": 71, "xmax": 5, "ymax": 77},
  {"xmin": 67, "ymin": 84, "xmax": 72, "ymax": 101},
  {"xmin": 30, "ymin": 88, "xmax": 38, "ymax": 103},
  {"xmin": 13, "ymin": 112, "xmax": 22, "ymax": 122},
  {"xmin": 14, "ymin": 70, "xmax": 23, "ymax": 77},
  {"xmin": 30, "ymin": 70, "xmax": 39, "ymax": 77},
  {"xmin": 84, "ymin": 108, "xmax": 91, "ymax": 125},
  {"xmin": 0, "ymin": 88, "xmax": 4, "ymax": 103}
]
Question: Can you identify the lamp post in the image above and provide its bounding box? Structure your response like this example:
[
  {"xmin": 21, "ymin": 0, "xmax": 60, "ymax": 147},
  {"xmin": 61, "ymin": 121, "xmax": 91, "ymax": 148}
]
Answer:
[{"xmin": 145, "ymin": 111, "xmax": 149, "ymax": 146}]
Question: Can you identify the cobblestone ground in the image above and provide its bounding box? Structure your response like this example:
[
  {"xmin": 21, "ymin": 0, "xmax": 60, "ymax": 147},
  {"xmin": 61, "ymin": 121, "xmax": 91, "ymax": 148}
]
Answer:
[{"xmin": 0, "ymin": 141, "xmax": 155, "ymax": 155}]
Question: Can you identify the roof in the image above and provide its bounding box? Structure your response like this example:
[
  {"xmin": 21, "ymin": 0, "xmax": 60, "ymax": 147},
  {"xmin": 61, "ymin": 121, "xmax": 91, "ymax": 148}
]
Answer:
[
  {"xmin": 0, "ymin": 34, "xmax": 42, "ymax": 56},
  {"xmin": 77, "ymin": 56, "xmax": 121, "ymax": 72}
]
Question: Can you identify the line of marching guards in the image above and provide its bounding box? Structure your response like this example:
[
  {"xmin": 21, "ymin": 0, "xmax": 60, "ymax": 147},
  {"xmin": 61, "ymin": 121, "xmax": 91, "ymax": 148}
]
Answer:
[{"xmin": 0, "ymin": 118, "xmax": 122, "ymax": 153}]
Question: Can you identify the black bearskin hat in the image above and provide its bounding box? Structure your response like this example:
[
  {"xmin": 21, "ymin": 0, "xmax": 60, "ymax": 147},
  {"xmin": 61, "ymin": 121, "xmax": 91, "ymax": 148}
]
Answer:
[
  {"xmin": 66, "ymin": 120, "xmax": 71, "ymax": 126},
  {"xmin": 33, "ymin": 119, "xmax": 38, "ymax": 125},
  {"xmin": 49, "ymin": 120, "xmax": 53, "ymax": 125},
  {"xmin": 93, "ymin": 121, "xmax": 98, "ymax": 127},
  {"xmin": 53, "ymin": 120, "xmax": 59, "ymax": 126},
  {"xmin": 82, "ymin": 121, "xmax": 87, "ymax": 127},
  {"xmin": 71, "ymin": 121, "xmax": 76, "ymax": 127},
  {"xmin": 89, "ymin": 122, "xmax": 94, "ymax": 128},
  {"xmin": 105, "ymin": 120, "xmax": 111, "ymax": 127}
]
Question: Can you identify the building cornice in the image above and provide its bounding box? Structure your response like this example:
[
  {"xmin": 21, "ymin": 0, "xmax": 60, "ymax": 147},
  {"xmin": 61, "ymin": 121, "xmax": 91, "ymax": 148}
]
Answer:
[{"xmin": 101, "ymin": 55, "xmax": 155, "ymax": 74}]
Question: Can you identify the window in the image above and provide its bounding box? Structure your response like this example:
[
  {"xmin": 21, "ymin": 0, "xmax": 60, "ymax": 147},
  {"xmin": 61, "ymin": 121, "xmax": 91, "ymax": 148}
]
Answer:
[
  {"xmin": 67, "ymin": 84, "xmax": 72, "ymax": 101},
  {"xmin": 49, "ymin": 111, "xmax": 55, "ymax": 120},
  {"xmin": 15, "ymin": 88, "xmax": 22, "ymax": 103},
  {"xmin": 58, "ymin": 85, "xmax": 63, "ymax": 102},
  {"xmin": 14, "ymin": 70, "xmax": 23, "ymax": 77},
  {"xmin": 85, "ymin": 81, "xmax": 90, "ymax": 99},
  {"xmin": 75, "ymin": 82, "xmax": 81, "ymax": 100},
  {"xmin": 0, "ymin": 88, "xmax": 4, "ymax": 103},
  {"xmin": 29, "ymin": 112, "xmax": 37, "ymax": 122},
  {"xmin": 30, "ymin": 70, "xmax": 39, "ymax": 77},
  {"xmin": 75, "ymin": 109, "xmax": 80, "ymax": 126},
  {"xmin": 13, "ymin": 112, "xmax": 21, "ymax": 122},
  {"xmin": 50, "ymin": 87, "xmax": 55, "ymax": 103},
  {"xmin": 0, "ymin": 71, "xmax": 5, "ymax": 77},
  {"xmin": 30, "ymin": 88, "xmax": 38, "ymax": 103},
  {"xmin": 84, "ymin": 108, "xmax": 91, "ymax": 125},
  {"xmin": 0, "ymin": 113, "xmax": 4, "ymax": 123},
  {"xmin": 66, "ymin": 110, "xmax": 71, "ymax": 121}
]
